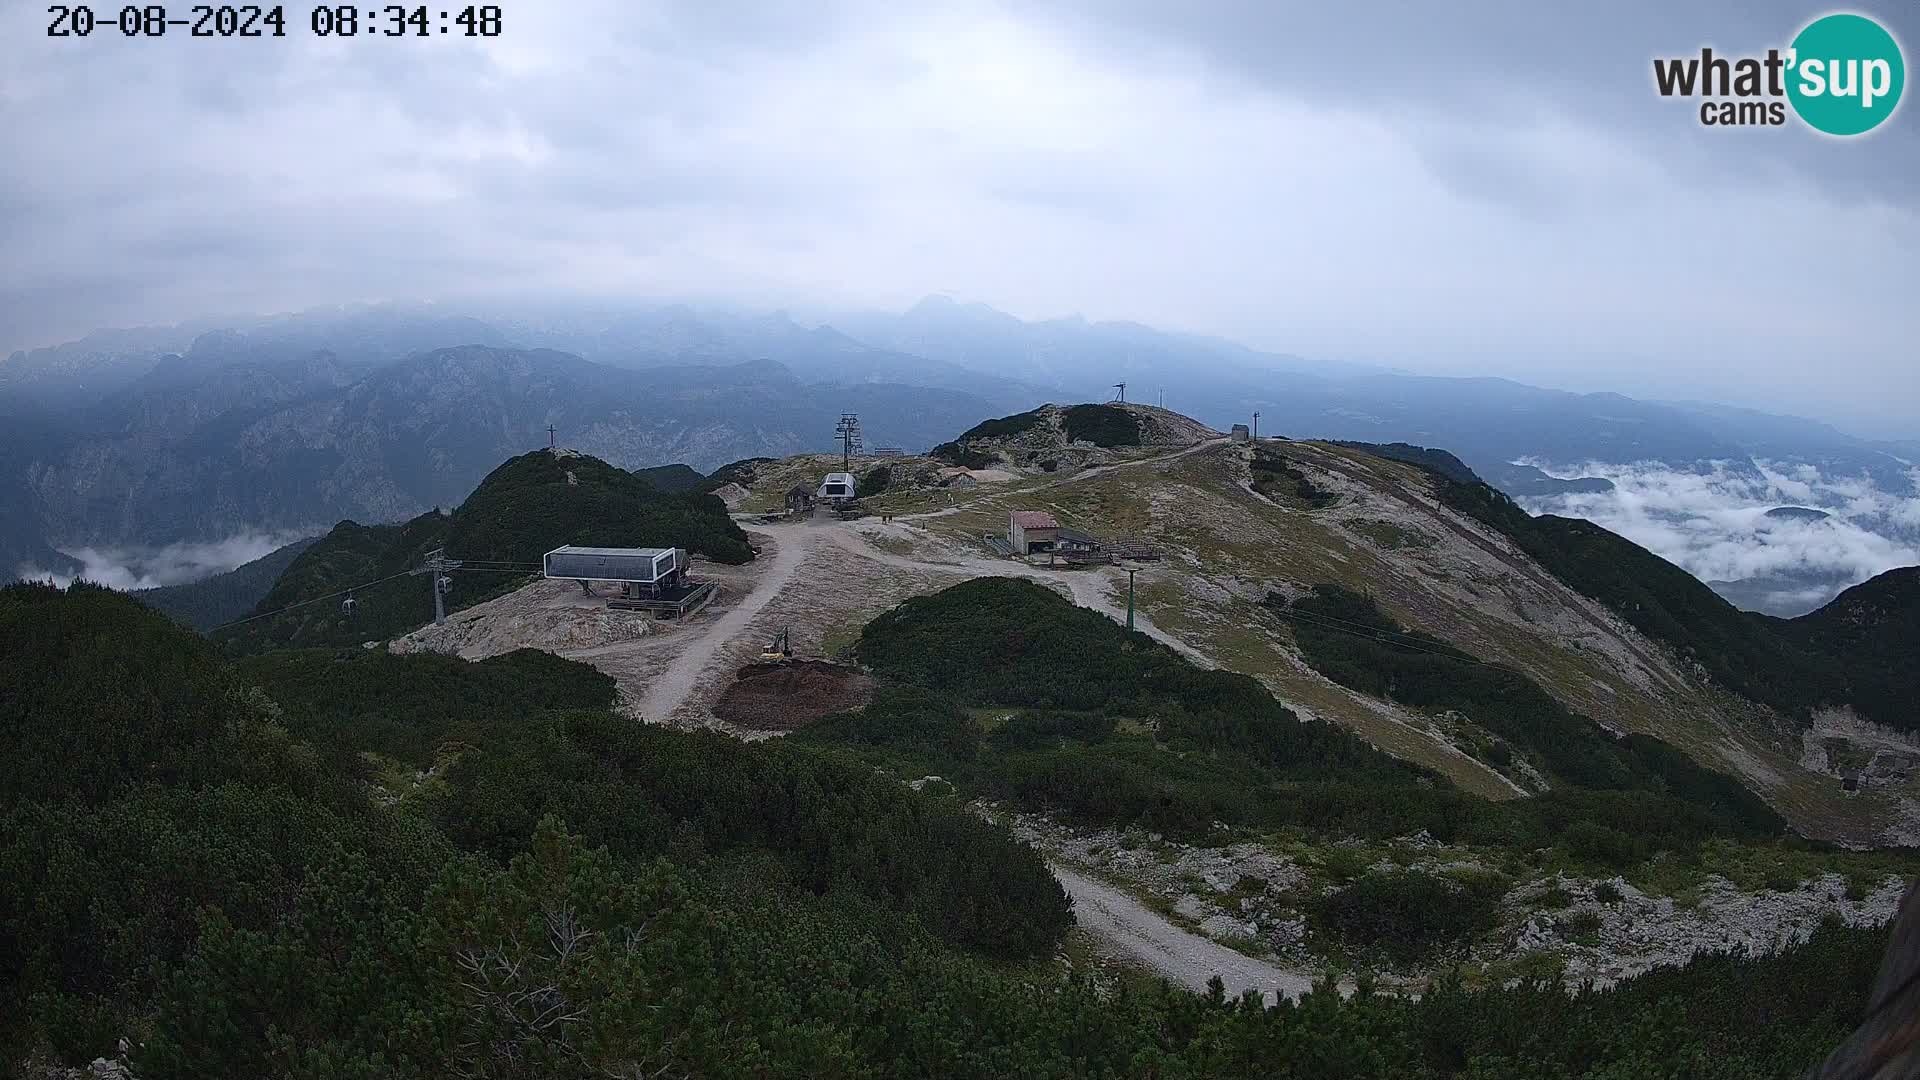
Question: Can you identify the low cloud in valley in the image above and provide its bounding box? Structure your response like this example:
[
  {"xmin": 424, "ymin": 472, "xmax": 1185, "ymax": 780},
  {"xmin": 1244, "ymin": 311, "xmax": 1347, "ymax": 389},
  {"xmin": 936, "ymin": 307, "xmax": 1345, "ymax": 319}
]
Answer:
[
  {"xmin": 1519, "ymin": 460, "xmax": 1920, "ymax": 614},
  {"xmin": 17, "ymin": 531, "xmax": 315, "ymax": 592}
]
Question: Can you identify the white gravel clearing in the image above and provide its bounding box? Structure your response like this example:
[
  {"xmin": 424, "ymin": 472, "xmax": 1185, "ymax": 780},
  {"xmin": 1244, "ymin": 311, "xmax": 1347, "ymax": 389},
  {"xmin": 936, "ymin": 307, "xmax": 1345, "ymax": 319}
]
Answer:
[{"xmin": 1051, "ymin": 863, "xmax": 1323, "ymax": 1004}]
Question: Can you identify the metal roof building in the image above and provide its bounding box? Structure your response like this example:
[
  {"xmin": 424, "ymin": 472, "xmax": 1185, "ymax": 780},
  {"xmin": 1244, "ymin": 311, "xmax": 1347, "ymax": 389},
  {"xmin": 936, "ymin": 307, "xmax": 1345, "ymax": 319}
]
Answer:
[
  {"xmin": 1055, "ymin": 527, "xmax": 1101, "ymax": 549},
  {"xmin": 543, "ymin": 546, "xmax": 686, "ymax": 584}
]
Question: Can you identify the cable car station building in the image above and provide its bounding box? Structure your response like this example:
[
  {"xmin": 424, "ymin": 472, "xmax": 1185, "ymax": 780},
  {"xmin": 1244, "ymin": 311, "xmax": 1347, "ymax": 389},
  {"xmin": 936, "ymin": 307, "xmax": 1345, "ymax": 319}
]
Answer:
[{"xmin": 542, "ymin": 545, "xmax": 714, "ymax": 618}]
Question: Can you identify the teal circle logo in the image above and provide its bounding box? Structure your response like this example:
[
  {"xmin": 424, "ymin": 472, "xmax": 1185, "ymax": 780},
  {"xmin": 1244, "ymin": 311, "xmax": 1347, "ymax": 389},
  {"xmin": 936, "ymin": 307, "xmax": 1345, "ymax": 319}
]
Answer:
[{"xmin": 1786, "ymin": 13, "xmax": 1905, "ymax": 135}]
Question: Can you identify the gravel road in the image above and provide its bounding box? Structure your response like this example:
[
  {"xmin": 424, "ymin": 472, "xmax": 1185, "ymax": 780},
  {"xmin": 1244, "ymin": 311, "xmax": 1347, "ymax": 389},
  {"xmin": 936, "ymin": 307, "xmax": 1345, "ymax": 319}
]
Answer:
[
  {"xmin": 823, "ymin": 525, "xmax": 1213, "ymax": 667},
  {"xmin": 1051, "ymin": 863, "xmax": 1319, "ymax": 1004},
  {"xmin": 634, "ymin": 523, "xmax": 813, "ymax": 722}
]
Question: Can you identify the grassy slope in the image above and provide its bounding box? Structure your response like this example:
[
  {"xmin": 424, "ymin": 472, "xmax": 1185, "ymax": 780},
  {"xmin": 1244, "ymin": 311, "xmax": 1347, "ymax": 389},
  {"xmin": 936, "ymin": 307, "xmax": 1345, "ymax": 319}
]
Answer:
[{"xmin": 891, "ymin": 440, "xmax": 1905, "ymax": 843}]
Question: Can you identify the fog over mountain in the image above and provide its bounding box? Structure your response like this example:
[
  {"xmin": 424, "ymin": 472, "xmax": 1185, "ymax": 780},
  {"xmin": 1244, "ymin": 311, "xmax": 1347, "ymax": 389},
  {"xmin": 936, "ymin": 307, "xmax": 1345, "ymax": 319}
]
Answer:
[
  {"xmin": 3, "ymin": 0, "xmax": 1915, "ymax": 612},
  {"xmin": 2, "ymin": 1, "xmax": 1914, "ymax": 436},
  {"xmin": 1521, "ymin": 460, "xmax": 1920, "ymax": 616},
  {"xmin": 4, "ymin": 296, "xmax": 1913, "ymax": 618},
  {"xmin": 24, "ymin": 531, "xmax": 317, "ymax": 592}
]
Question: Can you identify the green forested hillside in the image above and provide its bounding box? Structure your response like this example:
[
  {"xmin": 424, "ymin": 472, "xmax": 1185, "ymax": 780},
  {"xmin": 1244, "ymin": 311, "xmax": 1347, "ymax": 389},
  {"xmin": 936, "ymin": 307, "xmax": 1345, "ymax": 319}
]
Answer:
[
  {"xmin": 447, "ymin": 449, "xmax": 750, "ymax": 563},
  {"xmin": 928, "ymin": 440, "xmax": 997, "ymax": 468},
  {"xmin": 0, "ymin": 580, "xmax": 1896, "ymax": 1076},
  {"xmin": 1780, "ymin": 567, "xmax": 1920, "ymax": 728},
  {"xmin": 215, "ymin": 511, "xmax": 454, "ymax": 651},
  {"xmin": 815, "ymin": 578, "xmax": 1780, "ymax": 859},
  {"xmin": 0, "ymin": 581, "xmax": 338, "ymax": 809},
  {"xmin": 1061, "ymin": 403, "xmax": 1141, "ymax": 446},
  {"xmin": 132, "ymin": 536, "xmax": 318, "ymax": 630},
  {"xmin": 234, "ymin": 646, "xmax": 616, "ymax": 766},
  {"xmin": 216, "ymin": 449, "xmax": 750, "ymax": 651},
  {"xmin": 959, "ymin": 406, "xmax": 1047, "ymax": 441},
  {"xmin": 631, "ymin": 461, "xmax": 706, "ymax": 492},
  {"xmin": 0, "ymin": 580, "xmax": 1901, "ymax": 1078},
  {"xmin": 701, "ymin": 455, "xmax": 775, "ymax": 492},
  {"xmin": 1276, "ymin": 583, "xmax": 1782, "ymax": 840},
  {"xmin": 2, "ymin": 583, "xmax": 1065, "ymax": 1072}
]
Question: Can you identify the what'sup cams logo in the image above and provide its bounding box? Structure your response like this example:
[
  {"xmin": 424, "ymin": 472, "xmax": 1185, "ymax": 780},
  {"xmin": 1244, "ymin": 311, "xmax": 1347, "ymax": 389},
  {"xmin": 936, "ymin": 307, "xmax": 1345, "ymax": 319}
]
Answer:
[{"xmin": 1654, "ymin": 11, "xmax": 1905, "ymax": 135}]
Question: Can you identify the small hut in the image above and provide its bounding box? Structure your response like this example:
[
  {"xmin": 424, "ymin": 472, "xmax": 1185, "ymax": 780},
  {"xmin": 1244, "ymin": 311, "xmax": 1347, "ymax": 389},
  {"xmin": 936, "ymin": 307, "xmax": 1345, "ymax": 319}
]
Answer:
[
  {"xmin": 939, "ymin": 467, "xmax": 979, "ymax": 489},
  {"xmin": 1009, "ymin": 510, "xmax": 1061, "ymax": 554},
  {"xmin": 785, "ymin": 484, "xmax": 816, "ymax": 513}
]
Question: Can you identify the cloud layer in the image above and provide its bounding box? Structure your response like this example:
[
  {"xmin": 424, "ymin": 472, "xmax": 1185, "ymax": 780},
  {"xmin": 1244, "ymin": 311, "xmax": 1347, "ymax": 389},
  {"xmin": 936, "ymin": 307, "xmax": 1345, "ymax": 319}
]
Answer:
[
  {"xmin": 17, "ymin": 531, "xmax": 312, "ymax": 592},
  {"xmin": 1519, "ymin": 459, "xmax": 1920, "ymax": 612},
  {"xmin": 2, "ymin": 1, "xmax": 1915, "ymax": 435}
]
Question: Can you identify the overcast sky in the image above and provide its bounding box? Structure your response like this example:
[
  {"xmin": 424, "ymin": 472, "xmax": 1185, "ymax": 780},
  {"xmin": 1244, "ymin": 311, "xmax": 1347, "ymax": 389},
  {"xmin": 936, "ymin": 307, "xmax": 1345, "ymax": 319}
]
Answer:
[{"xmin": 2, "ymin": 1, "xmax": 1914, "ymax": 436}]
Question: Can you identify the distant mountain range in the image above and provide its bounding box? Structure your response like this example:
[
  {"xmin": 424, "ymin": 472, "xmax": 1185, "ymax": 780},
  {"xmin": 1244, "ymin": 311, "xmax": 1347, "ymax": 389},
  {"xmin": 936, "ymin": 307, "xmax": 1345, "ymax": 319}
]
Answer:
[
  {"xmin": 3, "ymin": 298, "xmax": 1912, "ymax": 616},
  {"xmin": 35, "ymin": 344, "xmax": 983, "ymax": 545}
]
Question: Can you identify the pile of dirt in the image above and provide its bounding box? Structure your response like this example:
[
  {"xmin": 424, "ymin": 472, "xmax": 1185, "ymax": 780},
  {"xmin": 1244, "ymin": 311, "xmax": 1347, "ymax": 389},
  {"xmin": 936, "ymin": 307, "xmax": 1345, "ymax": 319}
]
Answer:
[{"xmin": 713, "ymin": 660, "xmax": 874, "ymax": 730}]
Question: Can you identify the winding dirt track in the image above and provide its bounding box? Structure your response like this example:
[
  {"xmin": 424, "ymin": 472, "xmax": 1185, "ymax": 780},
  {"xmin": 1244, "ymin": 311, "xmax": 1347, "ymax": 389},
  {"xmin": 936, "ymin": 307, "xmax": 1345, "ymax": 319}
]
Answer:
[
  {"xmin": 818, "ymin": 525, "xmax": 1211, "ymax": 667},
  {"xmin": 1052, "ymin": 864, "xmax": 1319, "ymax": 1004},
  {"xmin": 896, "ymin": 437, "xmax": 1231, "ymax": 524},
  {"xmin": 560, "ymin": 440, "xmax": 1320, "ymax": 995},
  {"xmin": 633, "ymin": 523, "xmax": 814, "ymax": 722}
]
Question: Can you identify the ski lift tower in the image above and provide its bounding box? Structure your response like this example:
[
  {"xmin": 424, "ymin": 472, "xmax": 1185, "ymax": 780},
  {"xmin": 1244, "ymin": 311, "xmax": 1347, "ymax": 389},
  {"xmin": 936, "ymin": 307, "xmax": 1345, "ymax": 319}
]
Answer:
[
  {"xmin": 1110, "ymin": 382, "xmax": 1127, "ymax": 404},
  {"xmin": 412, "ymin": 547, "xmax": 462, "ymax": 625},
  {"xmin": 835, "ymin": 413, "xmax": 864, "ymax": 471}
]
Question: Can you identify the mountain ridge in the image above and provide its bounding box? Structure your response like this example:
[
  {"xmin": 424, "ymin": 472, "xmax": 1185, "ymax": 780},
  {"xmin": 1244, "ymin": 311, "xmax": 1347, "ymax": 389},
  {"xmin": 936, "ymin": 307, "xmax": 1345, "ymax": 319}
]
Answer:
[
  {"xmin": 12, "ymin": 343, "xmax": 1006, "ymax": 555},
  {"xmin": 5, "ymin": 300, "xmax": 1912, "ymax": 625}
]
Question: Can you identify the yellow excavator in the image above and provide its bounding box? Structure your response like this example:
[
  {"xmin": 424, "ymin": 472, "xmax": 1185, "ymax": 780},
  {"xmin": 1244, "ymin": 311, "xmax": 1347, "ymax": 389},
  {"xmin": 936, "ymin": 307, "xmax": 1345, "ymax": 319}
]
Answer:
[{"xmin": 760, "ymin": 626, "xmax": 793, "ymax": 662}]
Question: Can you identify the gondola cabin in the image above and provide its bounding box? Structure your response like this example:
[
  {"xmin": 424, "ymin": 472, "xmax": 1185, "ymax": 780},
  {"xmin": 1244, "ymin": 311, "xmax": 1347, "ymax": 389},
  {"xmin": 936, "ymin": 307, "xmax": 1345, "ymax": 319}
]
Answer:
[{"xmin": 817, "ymin": 471, "xmax": 857, "ymax": 505}]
